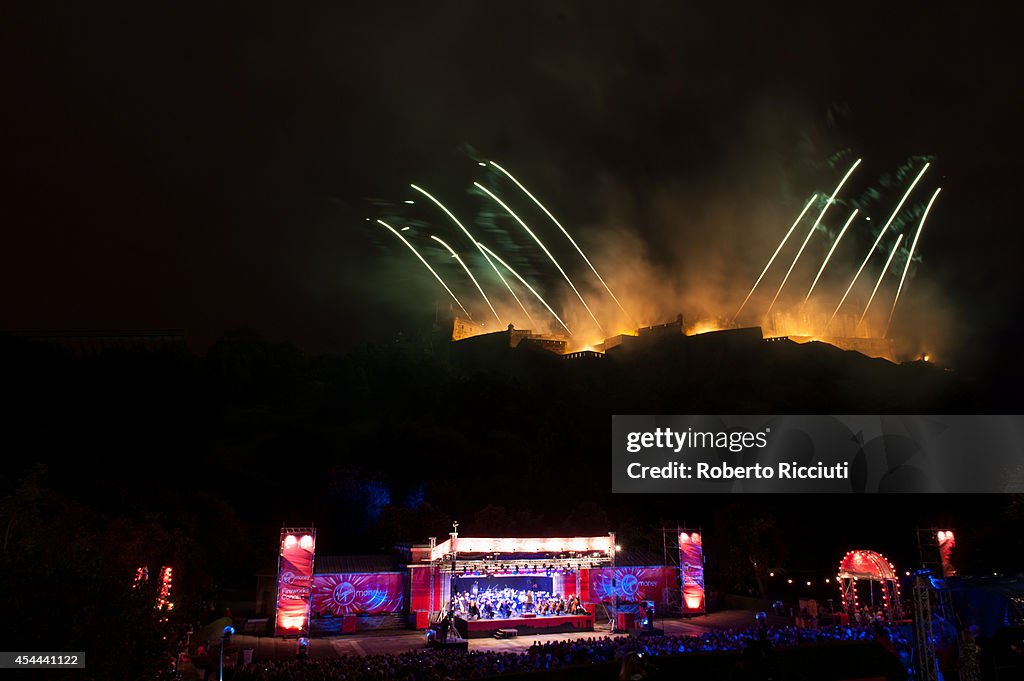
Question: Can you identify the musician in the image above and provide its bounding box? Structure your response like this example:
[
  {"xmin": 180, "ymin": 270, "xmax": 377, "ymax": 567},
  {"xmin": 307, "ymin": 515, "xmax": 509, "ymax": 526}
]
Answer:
[{"xmin": 439, "ymin": 610, "xmax": 452, "ymax": 643}]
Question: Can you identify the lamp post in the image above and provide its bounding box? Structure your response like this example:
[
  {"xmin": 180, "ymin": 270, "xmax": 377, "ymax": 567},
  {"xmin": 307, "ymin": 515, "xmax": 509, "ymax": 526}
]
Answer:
[{"xmin": 219, "ymin": 625, "xmax": 234, "ymax": 681}]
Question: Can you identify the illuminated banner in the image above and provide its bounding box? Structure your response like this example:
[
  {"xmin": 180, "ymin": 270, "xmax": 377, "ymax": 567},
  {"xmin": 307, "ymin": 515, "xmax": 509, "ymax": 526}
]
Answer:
[
  {"xmin": 590, "ymin": 566, "xmax": 678, "ymax": 604},
  {"xmin": 312, "ymin": 573, "xmax": 405, "ymax": 615},
  {"xmin": 275, "ymin": 529, "xmax": 316, "ymax": 636},
  {"xmin": 679, "ymin": 531, "xmax": 705, "ymax": 613}
]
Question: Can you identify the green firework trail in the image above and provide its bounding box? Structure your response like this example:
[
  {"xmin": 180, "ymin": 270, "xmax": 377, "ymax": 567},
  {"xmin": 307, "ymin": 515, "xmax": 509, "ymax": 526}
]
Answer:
[
  {"xmin": 474, "ymin": 182, "xmax": 603, "ymax": 333},
  {"xmin": 377, "ymin": 219, "xmax": 471, "ymax": 319}
]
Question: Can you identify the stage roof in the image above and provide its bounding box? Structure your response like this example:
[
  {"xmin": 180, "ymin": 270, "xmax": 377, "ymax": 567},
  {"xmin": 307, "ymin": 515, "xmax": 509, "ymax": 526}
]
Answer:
[
  {"xmin": 430, "ymin": 536, "xmax": 614, "ymax": 563},
  {"xmin": 838, "ymin": 549, "xmax": 898, "ymax": 581}
]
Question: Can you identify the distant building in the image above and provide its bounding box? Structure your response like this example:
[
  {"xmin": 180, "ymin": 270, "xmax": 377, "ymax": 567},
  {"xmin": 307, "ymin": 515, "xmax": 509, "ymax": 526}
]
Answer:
[
  {"xmin": 638, "ymin": 314, "xmax": 684, "ymax": 338},
  {"xmin": 451, "ymin": 321, "xmax": 567, "ymax": 357},
  {"xmin": 595, "ymin": 333, "xmax": 637, "ymax": 353},
  {"xmin": 564, "ymin": 350, "xmax": 605, "ymax": 361}
]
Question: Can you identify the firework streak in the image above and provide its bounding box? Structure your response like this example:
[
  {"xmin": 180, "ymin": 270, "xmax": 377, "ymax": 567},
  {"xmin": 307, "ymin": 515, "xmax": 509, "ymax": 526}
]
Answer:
[
  {"xmin": 431, "ymin": 235, "xmax": 502, "ymax": 323},
  {"xmin": 886, "ymin": 187, "xmax": 941, "ymax": 334},
  {"xmin": 765, "ymin": 159, "xmax": 861, "ymax": 316},
  {"xmin": 828, "ymin": 163, "xmax": 930, "ymax": 327},
  {"xmin": 476, "ymin": 242, "xmax": 572, "ymax": 334},
  {"xmin": 734, "ymin": 194, "xmax": 818, "ymax": 320},
  {"xmin": 489, "ymin": 161, "xmax": 634, "ymax": 324},
  {"xmin": 475, "ymin": 182, "xmax": 603, "ymax": 332},
  {"xmin": 411, "ymin": 184, "xmax": 534, "ymax": 322},
  {"xmin": 378, "ymin": 220, "xmax": 471, "ymax": 318},
  {"xmin": 804, "ymin": 209, "xmax": 859, "ymax": 304}
]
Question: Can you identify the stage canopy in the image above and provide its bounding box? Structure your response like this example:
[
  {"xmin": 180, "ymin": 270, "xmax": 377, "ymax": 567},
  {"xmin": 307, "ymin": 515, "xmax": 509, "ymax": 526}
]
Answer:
[
  {"xmin": 838, "ymin": 550, "xmax": 898, "ymax": 581},
  {"xmin": 837, "ymin": 549, "xmax": 902, "ymax": 619}
]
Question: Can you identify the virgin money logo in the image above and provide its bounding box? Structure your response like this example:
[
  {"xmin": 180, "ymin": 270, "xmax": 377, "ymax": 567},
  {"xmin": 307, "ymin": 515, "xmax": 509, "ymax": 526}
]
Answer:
[
  {"xmin": 332, "ymin": 582, "xmax": 356, "ymax": 607},
  {"xmin": 281, "ymin": 571, "xmax": 297, "ymax": 585}
]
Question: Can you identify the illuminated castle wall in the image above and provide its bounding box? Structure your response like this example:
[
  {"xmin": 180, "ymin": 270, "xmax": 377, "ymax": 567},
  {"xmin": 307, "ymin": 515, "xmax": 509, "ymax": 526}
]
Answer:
[
  {"xmin": 450, "ymin": 319, "xmax": 568, "ymax": 357},
  {"xmin": 451, "ymin": 315, "xmax": 897, "ymax": 362}
]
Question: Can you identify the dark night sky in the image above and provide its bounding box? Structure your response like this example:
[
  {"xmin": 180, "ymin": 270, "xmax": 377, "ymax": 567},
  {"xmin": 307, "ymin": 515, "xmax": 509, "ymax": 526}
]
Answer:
[{"xmin": 2, "ymin": 2, "xmax": 1022, "ymax": 363}]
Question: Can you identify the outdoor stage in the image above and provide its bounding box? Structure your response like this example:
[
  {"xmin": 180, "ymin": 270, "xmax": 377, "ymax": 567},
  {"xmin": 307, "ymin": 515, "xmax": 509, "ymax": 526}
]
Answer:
[{"xmin": 454, "ymin": 613, "xmax": 595, "ymax": 638}]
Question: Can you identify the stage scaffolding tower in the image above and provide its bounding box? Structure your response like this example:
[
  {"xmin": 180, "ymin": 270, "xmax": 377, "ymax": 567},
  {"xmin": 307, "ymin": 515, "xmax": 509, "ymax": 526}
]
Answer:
[
  {"xmin": 609, "ymin": 531, "xmax": 617, "ymax": 631},
  {"xmin": 911, "ymin": 573, "xmax": 939, "ymax": 681},
  {"xmin": 661, "ymin": 527, "xmax": 687, "ymax": 616},
  {"xmin": 428, "ymin": 536, "xmax": 437, "ymax": 623},
  {"xmin": 912, "ymin": 529, "xmax": 978, "ymax": 681}
]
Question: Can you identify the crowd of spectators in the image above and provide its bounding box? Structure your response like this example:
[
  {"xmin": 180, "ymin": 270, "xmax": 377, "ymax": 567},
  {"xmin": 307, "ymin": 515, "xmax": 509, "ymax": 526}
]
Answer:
[{"xmin": 230, "ymin": 621, "xmax": 910, "ymax": 681}]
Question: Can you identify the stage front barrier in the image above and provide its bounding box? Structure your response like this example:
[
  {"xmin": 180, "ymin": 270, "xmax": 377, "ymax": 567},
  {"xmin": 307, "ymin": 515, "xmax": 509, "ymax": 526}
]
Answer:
[{"xmin": 455, "ymin": 614, "xmax": 595, "ymax": 639}]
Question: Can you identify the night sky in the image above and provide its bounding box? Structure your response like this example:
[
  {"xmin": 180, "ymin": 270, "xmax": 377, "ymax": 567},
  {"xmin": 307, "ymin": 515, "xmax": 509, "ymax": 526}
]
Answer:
[{"xmin": 2, "ymin": 2, "xmax": 1022, "ymax": 368}]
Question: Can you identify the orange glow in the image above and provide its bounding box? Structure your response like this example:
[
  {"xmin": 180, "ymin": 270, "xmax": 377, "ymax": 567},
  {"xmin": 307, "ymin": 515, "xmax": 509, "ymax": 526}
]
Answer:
[
  {"xmin": 686, "ymin": 321, "xmax": 723, "ymax": 335},
  {"xmin": 567, "ymin": 326, "xmax": 638, "ymax": 353},
  {"xmin": 451, "ymin": 317, "xmax": 489, "ymax": 341},
  {"xmin": 278, "ymin": 614, "xmax": 306, "ymax": 630}
]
